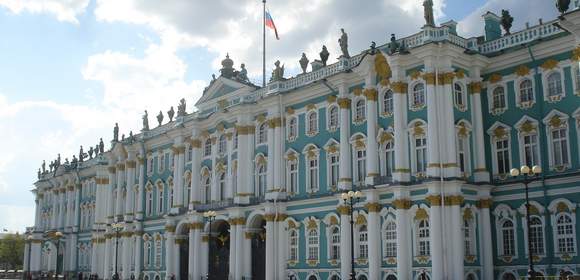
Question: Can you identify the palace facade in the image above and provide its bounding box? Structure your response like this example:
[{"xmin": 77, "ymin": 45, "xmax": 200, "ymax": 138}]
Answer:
[{"xmin": 24, "ymin": 4, "xmax": 580, "ymax": 280}]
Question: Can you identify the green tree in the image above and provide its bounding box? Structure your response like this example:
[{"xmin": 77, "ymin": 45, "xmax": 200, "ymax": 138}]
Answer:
[{"xmin": 0, "ymin": 233, "xmax": 25, "ymax": 270}]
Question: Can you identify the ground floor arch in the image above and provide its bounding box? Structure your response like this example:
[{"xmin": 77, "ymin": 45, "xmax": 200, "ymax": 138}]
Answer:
[
  {"xmin": 246, "ymin": 213, "xmax": 266, "ymax": 280},
  {"xmin": 208, "ymin": 219, "xmax": 230, "ymax": 280}
]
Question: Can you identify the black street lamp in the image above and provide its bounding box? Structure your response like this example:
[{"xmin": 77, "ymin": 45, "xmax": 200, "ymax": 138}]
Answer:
[
  {"xmin": 203, "ymin": 211, "xmax": 217, "ymax": 280},
  {"xmin": 341, "ymin": 190, "xmax": 362, "ymax": 280},
  {"xmin": 111, "ymin": 223, "xmax": 124, "ymax": 280},
  {"xmin": 509, "ymin": 165, "xmax": 542, "ymax": 280},
  {"xmin": 53, "ymin": 232, "xmax": 63, "ymax": 280}
]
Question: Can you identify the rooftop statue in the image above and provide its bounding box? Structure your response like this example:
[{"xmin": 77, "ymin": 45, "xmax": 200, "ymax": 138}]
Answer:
[
  {"xmin": 88, "ymin": 146, "xmax": 94, "ymax": 159},
  {"xmin": 270, "ymin": 60, "xmax": 285, "ymax": 82},
  {"xmin": 157, "ymin": 111, "xmax": 164, "ymax": 126},
  {"xmin": 501, "ymin": 9, "xmax": 514, "ymax": 35},
  {"xmin": 557, "ymin": 0, "xmax": 571, "ymax": 14},
  {"xmin": 236, "ymin": 63, "xmax": 248, "ymax": 82},
  {"xmin": 72, "ymin": 155, "xmax": 78, "ymax": 166},
  {"xmin": 177, "ymin": 98, "xmax": 187, "ymax": 117},
  {"xmin": 129, "ymin": 131, "xmax": 134, "ymax": 143},
  {"xmin": 99, "ymin": 138, "xmax": 104, "ymax": 154},
  {"xmin": 369, "ymin": 41, "xmax": 377, "ymax": 54},
  {"xmin": 94, "ymin": 143, "xmax": 99, "ymax": 156},
  {"xmin": 121, "ymin": 134, "xmax": 125, "ymax": 141},
  {"xmin": 38, "ymin": 168, "xmax": 41, "ymax": 179},
  {"xmin": 388, "ymin": 34, "xmax": 400, "ymax": 54},
  {"xmin": 219, "ymin": 53, "xmax": 235, "ymax": 78},
  {"xmin": 79, "ymin": 146, "xmax": 84, "ymax": 162},
  {"xmin": 168, "ymin": 106, "xmax": 175, "ymax": 122},
  {"xmin": 64, "ymin": 158, "xmax": 70, "ymax": 165},
  {"xmin": 299, "ymin": 53, "xmax": 309, "ymax": 74},
  {"xmin": 57, "ymin": 153, "xmax": 61, "ymax": 166},
  {"xmin": 423, "ymin": 0, "xmax": 435, "ymax": 27},
  {"xmin": 42, "ymin": 160, "xmax": 46, "ymax": 173},
  {"xmin": 113, "ymin": 123, "xmax": 119, "ymax": 142},
  {"xmin": 142, "ymin": 110, "xmax": 150, "ymax": 131},
  {"xmin": 338, "ymin": 28, "xmax": 350, "ymax": 58},
  {"xmin": 319, "ymin": 45, "xmax": 329, "ymax": 66}
]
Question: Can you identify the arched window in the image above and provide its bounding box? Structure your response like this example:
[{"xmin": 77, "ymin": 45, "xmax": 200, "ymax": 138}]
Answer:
[
  {"xmin": 169, "ymin": 184, "xmax": 174, "ymax": 208},
  {"xmin": 328, "ymin": 106, "xmax": 339, "ymax": 129},
  {"xmin": 495, "ymin": 137, "xmax": 510, "ymax": 175},
  {"xmin": 307, "ymin": 229, "xmax": 319, "ymax": 260},
  {"xmin": 492, "ymin": 87, "xmax": 506, "ymax": 110},
  {"xmin": 522, "ymin": 132, "xmax": 539, "ymax": 167},
  {"xmin": 144, "ymin": 240, "xmax": 152, "ymax": 267},
  {"xmin": 146, "ymin": 190, "xmax": 153, "ymax": 217},
  {"xmin": 466, "ymin": 274, "xmax": 477, "ymax": 280},
  {"xmin": 529, "ymin": 216, "xmax": 545, "ymax": 255},
  {"xmin": 308, "ymin": 276, "xmax": 317, "ymax": 280},
  {"xmin": 159, "ymin": 153, "xmax": 165, "ymax": 172},
  {"xmin": 355, "ymin": 148, "xmax": 366, "ymax": 184},
  {"xmin": 288, "ymin": 117, "xmax": 298, "ymax": 140},
  {"xmin": 417, "ymin": 219, "xmax": 430, "ymax": 256},
  {"xmin": 233, "ymin": 131, "xmax": 238, "ymax": 149},
  {"xmin": 307, "ymin": 111, "xmax": 318, "ymax": 134},
  {"xmin": 204, "ymin": 139, "xmax": 211, "ymax": 157},
  {"xmin": 454, "ymin": 83, "xmax": 465, "ymax": 108},
  {"xmin": 257, "ymin": 122, "xmax": 268, "ymax": 144},
  {"xmin": 218, "ymin": 135, "xmax": 226, "ymax": 154},
  {"xmin": 382, "ymin": 89, "xmax": 393, "ymax": 115},
  {"xmin": 330, "ymin": 276, "xmax": 340, "ymax": 280},
  {"xmin": 219, "ymin": 172, "xmax": 226, "ymax": 201},
  {"xmin": 519, "ymin": 79, "xmax": 534, "ymax": 103},
  {"xmin": 231, "ymin": 161, "xmax": 237, "ymax": 195},
  {"xmin": 412, "ymin": 83, "xmax": 425, "ymax": 108},
  {"xmin": 500, "ymin": 220, "xmax": 515, "ymax": 256},
  {"xmin": 383, "ymin": 221, "xmax": 397, "ymax": 258},
  {"xmin": 289, "ymin": 229, "xmax": 298, "ymax": 261},
  {"xmin": 547, "ymin": 72, "xmax": 563, "ymax": 97},
  {"xmin": 154, "ymin": 237, "xmax": 162, "ymax": 268},
  {"xmin": 307, "ymin": 157, "xmax": 319, "ymax": 193},
  {"xmin": 464, "ymin": 220, "xmax": 474, "ymax": 256},
  {"xmin": 355, "ymin": 99, "xmax": 366, "ymax": 121},
  {"xmin": 358, "ymin": 225, "xmax": 368, "ymax": 259},
  {"xmin": 256, "ymin": 164, "xmax": 267, "ymax": 197},
  {"xmin": 328, "ymin": 153, "xmax": 339, "ymax": 189},
  {"xmin": 555, "ymin": 213, "xmax": 576, "ymax": 253},
  {"xmin": 157, "ymin": 186, "xmax": 164, "ymax": 214},
  {"xmin": 330, "ymin": 226, "xmax": 340, "ymax": 260},
  {"xmin": 386, "ymin": 275, "xmax": 397, "ymax": 280},
  {"xmin": 358, "ymin": 276, "xmax": 368, "ymax": 280},
  {"xmin": 203, "ymin": 176, "xmax": 211, "ymax": 204}
]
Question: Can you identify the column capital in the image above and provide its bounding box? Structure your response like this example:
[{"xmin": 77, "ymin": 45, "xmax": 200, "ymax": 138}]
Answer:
[
  {"xmin": 469, "ymin": 82, "xmax": 482, "ymax": 94},
  {"xmin": 391, "ymin": 82, "xmax": 408, "ymax": 94},
  {"xmin": 447, "ymin": 195, "xmax": 464, "ymax": 206},
  {"xmin": 477, "ymin": 198, "xmax": 493, "ymax": 208},
  {"xmin": 426, "ymin": 195, "xmax": 442, "ymax": 206},
  {"xmin": 336, "ymin": 205, "xmax": 350, "ymax": 215},
  {"xmin": 363, "ymin": 88, "xmax": 378, "ymax": 101},
  {"xmin": 107, "ymin": 166, "xmax": 116, "ymax": 173},
  {"xmin": 337, "ymin": 98, "xmax": 351, "ymax": 109},
  {"xmin": 392, "ymin": 199, "xmax": 411, "ymax": 209},
  {"xmin": 365, "ymin": 202, "xmax": 382, "ymax": 213}
]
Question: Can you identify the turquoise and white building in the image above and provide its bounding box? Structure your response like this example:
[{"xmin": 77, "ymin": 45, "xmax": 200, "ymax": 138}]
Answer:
[{"xmin": 24, "ymin": 4, "xmax": 580, "ymax": 280}]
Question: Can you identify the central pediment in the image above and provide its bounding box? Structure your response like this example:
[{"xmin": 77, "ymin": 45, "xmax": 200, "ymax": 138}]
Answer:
[{"xmin": 195, "ymin": 76, "xmax": 258, "ymax": 107}]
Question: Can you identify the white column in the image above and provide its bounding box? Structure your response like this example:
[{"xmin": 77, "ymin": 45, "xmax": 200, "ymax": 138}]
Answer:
[
  {"xmin": 23, "ymin": 242, "xmax": 30, "ymax": 273},
  {"xmin": 187, "ymin": 224, "xmax": 196, "ymax": 280},
  {"xmin": 226, "ymin": 134, "xmax": 234, "ymax": 199},
  {"xmin": 191, "ymin": 223, "xmax": 202, "ymax": 280},
  {"xmin": 392, "ymin": 81, "xmax": 410, "ymax": 182},
  {"xmin": 479, "ymin": 199, "xmax": 494, "ymax": 280},
  {"xmin": 425, "ymin": 73, "xmax": 441, "ymax": 177},
  {"xmin": 177, "ymin": 146, "xmax": 185, "ymax": 208},
  {"xmin": 190, "ymin": 136, "xmax": 201, "ymax": 207},
  {"xmin": 200, "ymin": 235, "xmax": 209, "ymax": 278},
  {"xmin": 265, "ymin": 215, "xmax": 275, "ymax": 280},
  {"xmin": 91, "ymin": 239, "xmax": 98, "ymax": 276},
  {"xmin": 365, "ymin": 87, "xmax": 379, "ymax": 185},
  {"xmin": 65, "ymin": 188, "xmax": 72, "ymax": 229},
  {"xmin": 338, "ymin": 95, "xmax": 352, "ymax": 190},
  {"xmin": 165, "ymin": 230, "xmax": 175, "ymax": 280},
  {"xmin": 34, "ymin": 197, "xmax": 41, "ymax": 230},
  {"xmin": 367, "ymin": 203, "xmax": 381, "ymax": 280},
  {"xmin": 134, "ymin": 232, "xmax": 142, "ymax": 279},
  {"xmin": 31, "ymin": 239, "xmax": 42, "ymax": 274},
  {"xmin": 242, "ymin": 231, "xmax": 251, "ymax": 279},
  {"xmin": 469, "ymin": 79, "xmax": 490, "ymax": 182},
  {"xmin": 125, "ymin": 160, "xmax": 136, "ymax": 220},
  {"xmin": 277, "ymin": 221, "xmax": 287, "ymax": 280},
  {"xmin": 51, "ymin": 190, "xmax": 58, "ymax": 229},
  {"xmin": 116, "ymin": 163, "xmax": 125, "ymax": 219},
  {"xmin": 394, "ymin": 199, "xmax": 411, "ymax": 280},
  {"xmin": 122, "ymin": 233, "xmax": 131, "ymax": 280},
  {"xmin": 74, "ymin": 185, "xmax": 81, "ymax": 230},
  {"xmin": 338, "ymin": 206, "xmax": 352, "ymax": 278},
  {"xmin": 449, "ymin": 197, "xmax": 464, "ymax": 280},
  {"xmin": 210, "ymin": 137, "xmax": 218, "ymax": 201},
  {"xmin": 59, "ymin": 190, "xmax": 65, "ymax": 229},
  {"xmin": 103, "ymin": 235, "xmax": 111, "ymax": 279},
  {"xmin": 234, "ymin": 225, "xmax": 244, "ymax": 280},
  {"xmin": 107, "ymin": 166, "xmax": 116, "ymax": 223},
  {"xmin": 266, "ymin": 119, "xmax": 275, "ymax": 191},
  {"xmin": 69, "ymin": 234, "xmax": 78, "ymax": 274},
  {"xmin": 136, "ymin": 157, "xmax": 145, "ymax": 221},
  {"xmin": 228, "ymin": 223, "xmax": 237, "ymax": 279},
  {"xmin": 427, "ymin": 195, "xmax": 443, "ymax": 280},
  {"xmin": 273, "ymin": 117, "xmax": 283, "ymax": 191}
]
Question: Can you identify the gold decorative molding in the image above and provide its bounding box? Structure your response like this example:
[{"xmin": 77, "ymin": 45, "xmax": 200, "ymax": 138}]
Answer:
[
  {"xmin": 125, "ymin": 161, "xmax": 136, "ymax": 168},
  {"xmin": 190, "ymin": 139, "xmax": 201, "ymax": 148},
  {"xmin": 441, "ymin": 72, "xmax": 455, "ymax": 84},
  {"xmin": 327, "ymin": 95, "xmax": 337, "ymax": 103},
  {"xmin": 426, "ymin": 195, "xmax": 442, "ymax": 206},
  {"xmin": 352, "ymin": 88, "xmax": 363, "ymax": 96},
  {"xmin": 412, "ymin": 122, "xmax": 425, "ymax": 136},
  {"xmin": 463, "ymin": 208, "xmax": 474, "ymax": 220},
  {"xmin": 229, "ymin": 217, "xmax": 246, "ymax": 225},
  {"xmin": 363, "ymin": 88, "xmax": 378, "ymax": 101},
  {"xmin": 329, "ymin": 216, "xmax": 339, "ymax": 225},
  {"xmin": 107, "ymin": 166, "xmax": 116, "ymax": 173},
  {"xmin": 365, "ymin": 202, "xmax": 382, "ymax": 213},
  {"xmin": 306, "ymin": 104, "xmax": 317, "ymax": 111},
  {"xmin": 286, "ymin": 107, "xmax": 295, "ymax": 115},
  {"xmin": 447, "ymin": 195, "xmax": 464, "ymax": 206},
  {"xmin": 540, "ymin": 59, "xmax": 559, "ymax": 70},
  {"xmin": 337, "ymin": 205, "xmax": 350, "ymax": 215},
  {"xmin": 414, "ymin": 208, "xmax": 428, "ymax": 220},
  {"xmin": 410, "ymin": 70, "xmax": 422, "ymax": 80},
  {"xmin": 392, "ymin": 199, "xmax": 411, "ymax": 209},
  {"xmin": 306, "ymin": 219, "xmax": 318, "ymax": 229},
  {"xmin": 556, "ymin": 202, "xmax": 570, "ymax": 213},
  {"xmin": 493, "ymin": 126, "xmax": 508, "ymax": 139},
  {"xmin": 572, "ymin": 46, "xmax": 580, "ymax": 61},
  {"xmin": 256, "ymin": 114, "xmax": 266, "ymax": 122},
  {"xmin": 469, "ymin": 82, "xmax": 482, "ymax": 94},
  {"xmin": 337, "ymin": 98, "xmax": 351, "ymax": 109},
  {"xmin": 391, "ymin": 82, "xmax": 408, "ymax": 94},
  {"xmin": 375, "ymin": 52, "xmax": 391, "ymax": 84},
  {"xmin": 489, "ymin": 73, "xmax": 502, "ymax": 83},
  {"xmin": 423, "ymin": 73, "xmax": 436, "ymax": 85},
  {"xmin": 116, "ymin": 163, "xmax": 125, "ymax": 171},
  {"xmin": 455, "ymin": 69, "xmax": 465, "ymax": 79},
  {"xmin": 549, "ymin": 115, "xmax": 564, "ymax": 128},
  {"xmin": 515, "ymin": 65, "xmax": 531, "ymax": 76},
  {"xmin": 216, "ymin": 123, "xmax": 225, "ymax": 132},
  {"xmin": 478, "ymin": 199, "xmax": 493, "ymax": 208},
  {"xmin": 164, "ymin": 225, "xmax": 176, "ymax": 233},
  {"xmin": 355, "ymin": 214, "xmax": 366, "ymax": 225},
  {"xmin": 520, "ymin": 120, "xmax": 536, "ymax": 133},
  {"xmin": 264, "ymin": 214, "xmax": 275, "ymax": 222}
]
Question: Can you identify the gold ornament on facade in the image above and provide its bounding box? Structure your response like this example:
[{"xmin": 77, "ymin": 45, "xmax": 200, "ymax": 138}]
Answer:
[
  {"xmin": 493, "ymin": 126, "xmax": 507, "ymax": 139},
  {"xmin": 337, "ymin": 205, "xmax": 351, "ymax": 215},
  {"xmin": 190, "ymin": 139, "xmax": 201, "ymax": 148},
  {"xmin": 216, "ymin": 123, "xmax": 225, "ymax": 132},
  {"xmin": 379, "ymin": 132, "xmax": 393, "ymax": 144},
  {"xmin": 201, "ymin": 130, "xmax": 210, "ymax": 138},
  {"xmin": 365, "ymin": 202, "xmax": 382, "ymax": 212},
  {"xmin": 286, "ymin": 107, "xmax": 295, "ymax": 115},
  {"xmin": 463, "ymin": 208, "xmax": 474, "ymax": 220},
  {"xmin": 391, "ymin": 82, "xmax": 408, "ymax": 94},
  {"xmin": 328, "ymin": 216, "xmax": 339, "ymax": 225},
  {"xmin": 426, "ymin": 195, "xmax": 442, "ymax": 206},
  {"xmin": 107, "ymin": 166, "xmax": 116, "ymax": 173},
  {"xmin": 353, "ymin": 88, "xmax": 363, "ymax": 96},
  {"xmin": 287, "ymin": 220, "xmax": 298, "ymax": 229},
  {"xmin": 515, "ymin": 65, "xmax": 531, "ymax": 76},
  {"xmin": 217, "ymin": 99, "xmax": 229, "ymax": 110},
  {"xmin": 286, "ymin": 152, "xmax": 297, "ymax": 161},
  {"xmin": 256, "ymin": 114, "xmax": 266, "ymax": 123},
  {"xmin": 413, "ymin": 122, "xmax": 425, "ymax": 136},
  {"xmin": 337, "ymin": 98, "xmax": 351, "ymax": 109},
  {"xmin": 549, "ymin": 115, "xmax": 563, "ymax": 128},
  {"xmin": 264, "ymin": 214, "xmax": 276, "ymax": 222},
  {"xmin": 447, "ymin": 195, "xmax": 464, "ymax": 206},
  {"xmin": 455, "ymin": 69, "xmax": 465, "ymax": 79},
  {"xmin": 457, "ymin": 122, "xmax": 469, "ymax": 138},
  {"xmin": 306, "ymin": 219, "xmax": 318, "ymax": 229},
  {"xmin": 409, "ymin": 70, "xmax": 422, "ymax": 80},
  {"xmin": 256, "ymin": 155, "xmax": 266, "ymax": 165},
  {"xmin": 423, "ymin": 73, "xmax": 436, "ymax": 85},
  {"xmin": 326, "ymin": 144, "xmax": 338, "ymax": 154},
  {"xmin": 441, "ymin": 72, "xmax": 455, "ymax": 84},
  {"xmin": 469, "ymin": 82, "xmax": 482, "ymax": 94},
  {"xmin": 363, "ymin": 88, "xmax": 378, "ymax": 101},
  {"xmin": 556, "ymin": 202, "xmax": 570, "ymax": 213},
  {"xmin": 355, "ymin": 214, "xmax": 367, "ymax": 225},
  {"xmin": 375, "ymin": 51, "xmax": 391, "ymax": 82},
  {"xmin": 164, "ymin": 225, "xmax": 176, "ymax": 232},
  {"xmin": 415, "ymin": 208, "xmax": 428, "ymax": 220},
  {"xmin": 520, "ymin": 120, "xmax": 536, "ymax": 133},
  {"xmin": 306, "ymin": 104, "xmax": 317, "ymax": 111},
  {"xmin": 572, "ymin": 46, "xmax": 580, "ymax": 61},
  {"xmin": 540, "ymin": 59, "xmax": 559, "ymax": 70},
  {"xmin": 327, "ymin": 95, "xmax": 337, "ymax": 103},
  {"xmin": 477, "ymin": 199, "xmax": 493, "ymax": 208},
  {"xmin": 392, "ymin": 199, "xmax": 411, "ymax": 209},
  {"xmin": 355, "ymin": 139, "xmax": 366, "ymax": 149},
  {"xmin": 489, "ymin": 73, "xmax": 502, "ymax": 83}
]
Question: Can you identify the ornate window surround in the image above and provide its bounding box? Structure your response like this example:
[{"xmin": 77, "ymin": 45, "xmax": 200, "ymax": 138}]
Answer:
[
  {"xmin": 515, "ymin": 116, "xmax": 541, "ymax": 168},
  {"xmin": 453, "ymin": 81, "xmax": 467, "ymax": 112},
  {"xmin": 379, "ymin": 87, "xmax": 394, "ymax": 118},
  {"xmin": 285, "ymin": 149, "xmax": 299, "ymax": 195},
  {"xmin": 493, "ymin": 204, "xmax": 519, "ymax": 262},
  {"xmin": 517, "ymin": 201, "xmax": 547, "ymax": 259},
  {"xmin": 303, "ymin": 144, "xmax": 320, "ymax": 193},
  {"xmin": 543, "ymin": 110, "xmax": 572, "ymax": 171},
  {"xmin": 286, "ymin": 115, "xmax": 298, "ymax": 142},
  {"xmin": 324, "ymin": 139, "xmax": 340, "ymax": 192},
  {"xmin": 455, "ymin": 120, "xmax": 472, "ymax": 177},
  {"xmin": 351, "ymin": 96, "xmax": 367, "ymax": 125},
  {"xmin": 514, "ymin": 76, "xmax": 536, "ymax": 109},
  {"xmin": 408, "ymin": 119, "xmax": 427, "ymax": 178},
  {"xmin": 487, "ymin": 122, "xmax": 513, "ymax": 180},
  {"xmin": 541, "ymin": 64, "xmax": 566, "ymax": 103},
  {"xmin": 327, "ymin": 104, "xmax": 340, "ymax": 132},
  {"xmin": 408, "ymin": 81, "xmax": 426, "ymax": 111},
  {"xmin": 548, "ymin": 198, "xmax": 577, "ymax": 260}
]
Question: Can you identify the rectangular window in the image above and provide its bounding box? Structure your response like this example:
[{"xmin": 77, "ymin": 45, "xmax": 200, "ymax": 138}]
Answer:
[
  {"xmin": 329, "ymin": 154, "xmax": 339, "ymax": 188},
  {"xmin": 159, "ymin": 154, "xmax": 165, "ymax": 173},
  {"xmin": 415, "ymin": 137, "xmax": 427, "ymax": 173},
  {"xmin": 288, "ymin": 161, "xmax": 298, "ymax": 194},
  {"xmin": 552, "ymin": 128, "xmax": 569, "ymax": 166},
  {"xmin": 523, "ymin": 134, "xmax": 539, "ymax": 167},
  {"xmin": 356, "ymin": 149, "xmax": 366, "ymax": 183},
  {"xmin": 308, "ymin": 159, "xmax": 319, "ymax": 192},
  {"xmin": 458, "ymin": 139, "xmax": 466, "ymax": 173},
  {"xmin": 502, "ymin": 227, "xmax": 515, "ymax": 255},
  {"xmin": 496, "ymin": 139, "xmax": 510, "ymax": 174}
]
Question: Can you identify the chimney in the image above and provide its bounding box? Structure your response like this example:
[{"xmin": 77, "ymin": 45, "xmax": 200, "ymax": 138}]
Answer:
[{"xmin": 483, "ymin": 11, "xmax": 502, "ymax": 41}]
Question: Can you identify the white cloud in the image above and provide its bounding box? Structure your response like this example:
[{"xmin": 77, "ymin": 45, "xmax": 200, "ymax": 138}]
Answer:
[
  {"xmin": 0, "ymin": 204, "xmax": 34, "ymax": 233},
  {"xmin": 0, "ymin": 0, "xmax": 90, "ymax": 24},
  {"xmin": 458, "ymin": 0, "xmax": 558, "ymax": 37}
]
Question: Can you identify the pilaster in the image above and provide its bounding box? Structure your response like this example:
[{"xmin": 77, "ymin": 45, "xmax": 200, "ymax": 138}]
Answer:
[{"xmin": 338, "ymin": 80, "xmax": 352, "ymax": 190}]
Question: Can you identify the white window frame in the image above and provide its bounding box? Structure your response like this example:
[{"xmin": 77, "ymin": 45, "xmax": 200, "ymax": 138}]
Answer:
[
  {"xmin": 328, "ymin": 225, "xmax": 340, "ymax": 261},
  {"xmin": 415, "ymin": 219, "xmax": 430, "ymax": 256},
  {"xmin": 380, "ymin": 88, "xmax": 394, "ymax": 117},
  {"xmin": 379, "ymin": 140, "xmax": 395, "ymax": 178},
  {"xmin": 542, "ymin": 68, "xmax": 566, "ymax": 102},
  {"xmin": 553, "ymin": 212, "xmax": 577, "ymax": 256},
  {"xmin": 499, "ymin": 218, "xmax": 516, "ymax": 257},
  {"xmin": 464, "ymin": 218, "xmax": 476, "ymax": 257},
  {"xmin": 353, "ymin": 147, "xmax": 366, "ymax": 186},
  {"xmin": 156, "ymin": 183, "xmax": 164, "ymax": 215},
  {"xmin": 218, "ymin": 134, "xmax": 227, "ymax": 155},
  {"xmin": 357, "ymin": 224, "xmax": 369, "ymax": 260},
  {"xmin": 306, "ymin": 110, "xmax": 319, "ymax": 136},
  {"xmin": 453, "ymin": 82, "xmax": 467, "ymax": 111},
  {"xmin": 158, "ymin": 153, "xmax": 165, "ymax": 173},
  {"xmin": 146, "ymin": 187, "xmax": 153, "ymax": 217},
  {"xmin": 154, "ymin": 235, "xmax": 162, "ymax": 268},
  {"xmin": 408, "ymin": 122, "xmax": 427, "ymax": 177},
  {"xmin": 487, "ymin": 123, "xmax": 512, "ymax": 179},
  {"xmin": 255, "ymin": 161, "xmax": 267, "ymax": 197},
  {"xmin": 201, "ymin": 174, "xmax": 211, "ymax": 204},
  {"xmin": 409, "ymin": 82, "xmax": 426, "ymax": 111},
  {"xmin": 488, "ymin": 84, "xmax": 508, "ymax": 115},
  {"xmin": 256, "ymin": 122, "xmax": 268, "ymax": 145},
  {"xmin": 456, "ymin": 122, "xmax": 472, "ymax": 177},
  {"xmin": 289, "ymin": 228, "xmax": 299, "ymax": 262},
  {"xmin": 287, "ymin": 116, "xmax": 298, "ymax": 142},
  {"xmin": 143, "ymin": 237, "xmax": 152, "ymax": 268},
  {"xmin": 147, "ymin": 158, "xmax": 154, "ymax": 175},
  {"xmin": 218, "ymin": 172, "xmax": 226, "ymax": 201},
  {"xmin": 515, "ymin": 77, "xmax": 535, "ymax": 109},
  {"xmin": 327, "ymin": 152, "xmax": 339, "ymax": 190},
  {"xmin": 522, "ymin": 215, "xmax": 546, "ymax": 257},
  {"xmin": 352, "ymin": 97, "xmax": 367, "ymax": 124},
  {"xmin": 543, "ymin": 112, "xmax": 571, "ymax": 171},
  {"xmin": 203, "ymin": 138, "xmax": 212, "ymax": 158},
  {"xmin": 515, "ymin": 117, "xmax": 541, "ymax": 168},
  {"xmin": 304, "ymin": 151, "xmax": 320, "ymax": 193},
  {"xmin": 327, "ymin": 105, "xmax": 339, "ymax": 131},
  {"xmin": 307, "ymin": 228, "xmax": 320, "ymax": 261},
  {"xmin": 382, "ymin": 219, "xmax": 397, "ymax": 259},
  {"xmin": 285, "ymin": 152, "xmax": 299, "ymax": 195}
]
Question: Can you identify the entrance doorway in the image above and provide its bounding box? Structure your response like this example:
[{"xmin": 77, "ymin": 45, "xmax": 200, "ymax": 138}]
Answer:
[
  {"xmin": 208, "ymin": 221, "xmax": 230, "ymax": 280},
  {"xmin": 250, "ymin": 218, "xmax": 266, "ymax": 280}
]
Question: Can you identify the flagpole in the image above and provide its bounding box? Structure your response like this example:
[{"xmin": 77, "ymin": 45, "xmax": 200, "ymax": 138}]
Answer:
[{"xmin": 262, "ymin": 0, "xmax": 266, "ymax": 88}]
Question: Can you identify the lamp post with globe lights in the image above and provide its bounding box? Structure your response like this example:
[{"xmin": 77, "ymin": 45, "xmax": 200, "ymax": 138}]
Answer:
[
  {"xmin": 53, "ymin": 231, "xmax": 63, "ymax": 279},
  {"xmin": 111, "ymin": 223, "xmax": 124, "ymax": 280},
  {"xmin": 341, "ymin": 190, "xmax": 363, "ymax": 280},
  {"xmin": 509, "ymin": 165, "xmax": 542, "ymax": 279},
  {"xmin": 203, "ymin": 211, "xmax": 217, "ymax": 280}
]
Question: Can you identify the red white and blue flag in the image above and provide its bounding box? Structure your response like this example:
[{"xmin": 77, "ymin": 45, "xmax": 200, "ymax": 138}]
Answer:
[{"xmin": 265, "ymin": 10, "xmax": 279, "ymax": 40}]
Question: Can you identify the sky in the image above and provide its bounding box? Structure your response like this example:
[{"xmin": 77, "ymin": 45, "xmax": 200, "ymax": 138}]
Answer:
[{"xmin": 0, "ymin": 0, "xmax": 559, "ymax": 232}]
